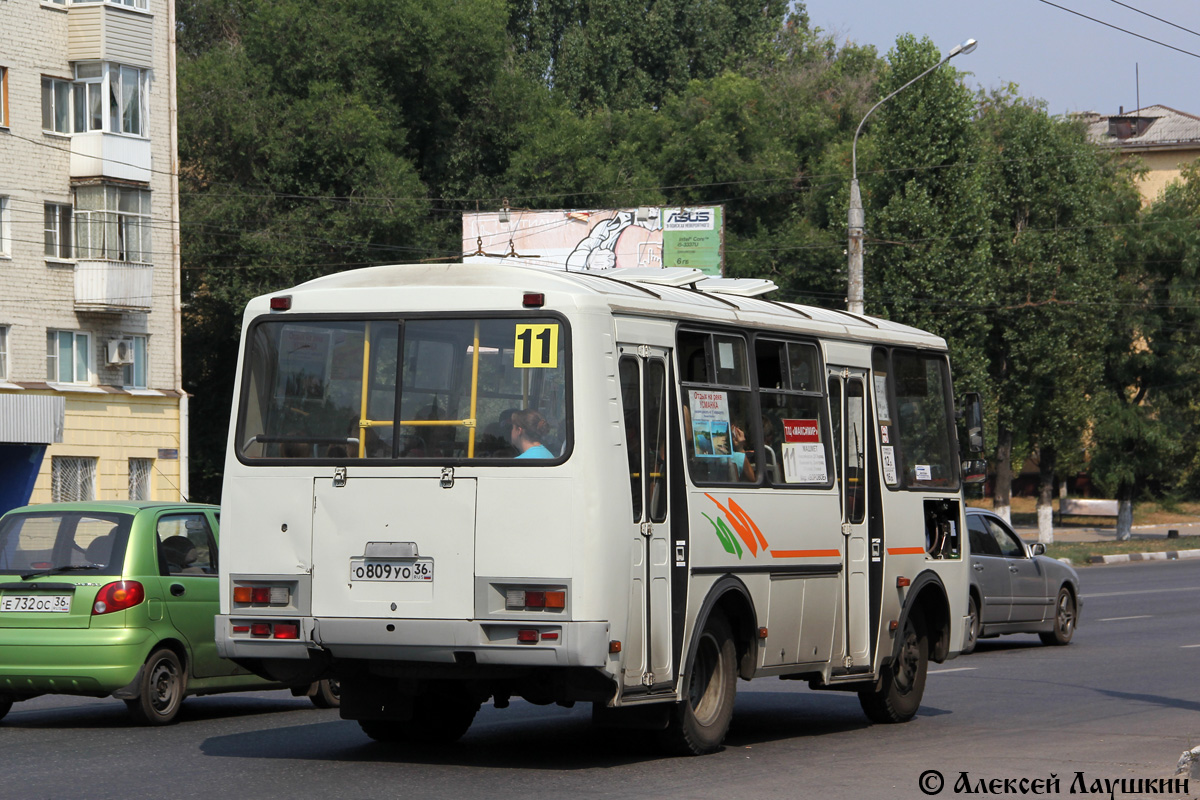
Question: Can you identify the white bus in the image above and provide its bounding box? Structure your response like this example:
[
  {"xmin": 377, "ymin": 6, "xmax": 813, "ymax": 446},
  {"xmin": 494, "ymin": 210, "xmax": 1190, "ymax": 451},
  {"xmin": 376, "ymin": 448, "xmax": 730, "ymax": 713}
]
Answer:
[{"xmin": 215, "ymin": 262, "xmax": 983, "ymax": 754}]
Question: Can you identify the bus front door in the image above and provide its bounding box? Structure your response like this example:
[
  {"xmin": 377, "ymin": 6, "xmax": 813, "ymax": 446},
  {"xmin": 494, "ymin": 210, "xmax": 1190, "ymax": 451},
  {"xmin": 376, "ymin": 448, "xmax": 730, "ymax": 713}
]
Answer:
[
  {"xmin": 829, "ymin": 368, "xmax": 872, "ymax": 671},
  {"xmin": 618, "ymin": 347, "xmax": 674, "ymax": 693}
]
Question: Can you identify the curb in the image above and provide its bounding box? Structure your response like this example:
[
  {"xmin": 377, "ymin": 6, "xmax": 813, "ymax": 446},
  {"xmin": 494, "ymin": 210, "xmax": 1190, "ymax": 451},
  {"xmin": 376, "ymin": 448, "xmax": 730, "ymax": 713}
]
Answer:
[{"xmin": 1089, "ymin": 548, "xmax": 1200, "ymax": 564}]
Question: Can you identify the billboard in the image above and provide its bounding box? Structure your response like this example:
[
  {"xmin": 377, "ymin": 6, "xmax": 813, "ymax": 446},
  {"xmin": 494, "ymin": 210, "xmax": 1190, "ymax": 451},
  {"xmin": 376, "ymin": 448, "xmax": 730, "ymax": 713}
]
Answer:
[{"xmin": 462, "ymin": 206, "xmax": 724, "ymax": 276}]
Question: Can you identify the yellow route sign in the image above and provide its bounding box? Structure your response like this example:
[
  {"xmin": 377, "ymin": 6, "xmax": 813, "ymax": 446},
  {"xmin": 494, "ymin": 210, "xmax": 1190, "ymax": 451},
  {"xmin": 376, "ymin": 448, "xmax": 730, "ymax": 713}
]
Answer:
[{"xmin": 514, "ymin": 324, "xmax": 559, "ymax": 368}]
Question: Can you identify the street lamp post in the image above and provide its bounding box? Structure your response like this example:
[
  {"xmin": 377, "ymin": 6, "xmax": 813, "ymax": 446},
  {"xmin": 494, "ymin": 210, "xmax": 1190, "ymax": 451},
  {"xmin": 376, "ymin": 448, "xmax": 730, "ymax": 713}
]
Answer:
[{"xmin": 847, "ymin": 38, "xmax": 977, "ymax": 315}]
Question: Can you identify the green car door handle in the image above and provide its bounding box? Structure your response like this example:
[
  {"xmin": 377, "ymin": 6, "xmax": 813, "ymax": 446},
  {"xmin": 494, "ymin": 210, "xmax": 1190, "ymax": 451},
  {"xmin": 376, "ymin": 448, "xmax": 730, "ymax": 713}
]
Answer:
[{"xmin": 170, "ymin": 583, "xmax": 185, "ymax": 597}]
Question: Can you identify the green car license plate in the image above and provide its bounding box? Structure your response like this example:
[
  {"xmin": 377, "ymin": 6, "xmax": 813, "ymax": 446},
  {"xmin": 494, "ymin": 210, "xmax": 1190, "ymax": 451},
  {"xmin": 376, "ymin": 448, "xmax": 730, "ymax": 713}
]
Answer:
[{"xmin": 1, "ymin": 595, "xmax": 72, "ymax": 613}]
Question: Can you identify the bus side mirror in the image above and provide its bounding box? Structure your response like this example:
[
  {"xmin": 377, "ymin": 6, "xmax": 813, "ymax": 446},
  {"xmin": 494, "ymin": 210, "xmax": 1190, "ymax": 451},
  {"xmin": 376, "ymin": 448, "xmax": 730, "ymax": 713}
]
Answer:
[
  {"xmin": 959, "ymin": 392, "xmax": 986, "ymax": 484},
  {"xmin": 961, "ymin": 392, "xmax": 984, "ymax": 454},
  {"xmin": 962, "ymin": 459, "xmax": 987, "ymax": 484}
]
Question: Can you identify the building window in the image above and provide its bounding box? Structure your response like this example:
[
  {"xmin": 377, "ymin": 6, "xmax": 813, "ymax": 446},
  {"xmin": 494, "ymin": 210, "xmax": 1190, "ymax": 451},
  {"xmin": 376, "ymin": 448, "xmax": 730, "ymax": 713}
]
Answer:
[
  {"xmin": 74, "ymin": 185, "xmax": 150, "ymax": 262},
  {"xmin": 71, "ymin": 0, "xmax": 150, "ymax": 10},
  {"xmin": 0, "ymin": 196, "xmax": 10, "ymax": 257},
  {"xmin": 47, "ymin": 330, "xmax": 91, "ymax": 384},
  {"xmin": 52, "ymin": 456, "xmax": 97, "ymax": 502},
  {"xmin": 1, "ymin": 67, "xmax": 9, "ymax": 128},
  {"xmin": 41, "ymin": 77, "xmax": 74, "ymax": 134},
  {"xmin": 72, "ymin": 62, "xmax": 147, "ymax": 137},
  {"xmin": 122, "ymin": 335, "xmax": 147, "ymax": 388},
  {"xmin": 45, "ymin": 203, "xmax": 73, "ymax": 259},
  {"xmin": 0, "ymin": 326, "xmax": 8, "ymax": 380},
  {"xmin": 40, "ymin": 65, "xmax": 147, "ymax": 136},
  {"xmin": 128, "ymin": 458, "xmax": 152, "ymax": 500}
]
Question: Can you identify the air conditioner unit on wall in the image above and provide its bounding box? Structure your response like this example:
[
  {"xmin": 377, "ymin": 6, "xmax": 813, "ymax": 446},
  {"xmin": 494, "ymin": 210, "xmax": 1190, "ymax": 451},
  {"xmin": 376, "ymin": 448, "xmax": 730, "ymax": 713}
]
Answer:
[{"xmin": 106, "ymin": 338, "xmax": 135, "ymax": 366}]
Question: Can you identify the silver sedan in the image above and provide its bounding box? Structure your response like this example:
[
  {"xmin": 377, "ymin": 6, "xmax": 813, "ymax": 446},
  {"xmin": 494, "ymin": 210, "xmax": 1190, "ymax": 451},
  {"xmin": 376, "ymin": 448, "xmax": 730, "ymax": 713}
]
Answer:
[{"xmin": 962, "ymin": 508, "xmax": 1082, "ymax": 654}]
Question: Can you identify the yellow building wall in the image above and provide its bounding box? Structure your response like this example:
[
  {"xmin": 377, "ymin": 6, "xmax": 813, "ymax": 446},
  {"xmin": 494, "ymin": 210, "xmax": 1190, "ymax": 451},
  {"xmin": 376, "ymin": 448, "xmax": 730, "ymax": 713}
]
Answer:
[
  {"xmin": 1123, "ymin": 148, "xmax": 1200, "ymax": 205},
  {"xmin": 29, "ymin": 392, "xmax": 184, "ymax": 503}
]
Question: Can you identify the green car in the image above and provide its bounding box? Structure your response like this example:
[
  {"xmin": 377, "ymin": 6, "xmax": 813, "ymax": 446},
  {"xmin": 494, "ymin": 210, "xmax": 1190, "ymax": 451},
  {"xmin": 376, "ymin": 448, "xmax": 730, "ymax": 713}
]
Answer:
[{"xmin": 0, "ymin": 501, "xmax": 337, "ymax": 724}]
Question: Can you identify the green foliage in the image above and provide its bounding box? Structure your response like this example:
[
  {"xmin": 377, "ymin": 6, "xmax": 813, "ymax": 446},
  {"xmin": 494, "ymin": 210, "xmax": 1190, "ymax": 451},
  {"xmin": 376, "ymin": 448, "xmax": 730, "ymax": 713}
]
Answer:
[
  {"xmin": 974, "ymin": 89, "xmax": 1137, "ymax": 482},
  {"xmin": 1091, "ymin": 161, "xmax": 1200, "ymax": 502},
  {"xmin": 508, "ymin": 0, "xmax": 789, "ymax": 111},
  {"xmin": 858, "ymin": 35, "xmax": 993, "ymax": 394}
]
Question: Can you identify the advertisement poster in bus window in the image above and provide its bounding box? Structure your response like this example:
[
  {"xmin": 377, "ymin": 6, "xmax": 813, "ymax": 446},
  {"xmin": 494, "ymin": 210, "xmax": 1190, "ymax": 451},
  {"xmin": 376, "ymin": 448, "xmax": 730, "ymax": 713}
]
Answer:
[
  {"xmin": 277, "ymin": 326, "xmax": 333, "ymax": 401},
  {"xmin": 781, "ymin": 418, "xmax": 828, "ymax": 483},
  {"xmin": 689, "ymin": 390, "xmax": 730, "ymax": 457}
]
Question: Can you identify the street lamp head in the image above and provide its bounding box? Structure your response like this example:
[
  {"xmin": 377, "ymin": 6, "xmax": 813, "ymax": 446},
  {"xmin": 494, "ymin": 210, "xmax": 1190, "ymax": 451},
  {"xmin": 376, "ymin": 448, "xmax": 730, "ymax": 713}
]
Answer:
[{"xmin": 948, "ymin": 38, "xmax": 978, "ymax": 58}]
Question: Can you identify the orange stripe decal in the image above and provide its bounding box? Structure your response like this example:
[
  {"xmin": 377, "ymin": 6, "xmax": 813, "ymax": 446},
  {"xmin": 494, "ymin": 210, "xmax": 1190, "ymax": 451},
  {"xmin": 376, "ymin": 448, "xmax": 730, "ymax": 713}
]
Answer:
[
  {"xmin": 728, "ymin": 498, "xmax": 769, "ymax": 551},
  {"xmin": 704, "ymin": 493, "xmax": 761, "ymax": 556},
  {"xmin": 771, "ymin": 549, "xmax": 841, "ymax": 558},
  {"xmin": 887, "ymin": 547, "xmax": 926, "ymax": 555}
]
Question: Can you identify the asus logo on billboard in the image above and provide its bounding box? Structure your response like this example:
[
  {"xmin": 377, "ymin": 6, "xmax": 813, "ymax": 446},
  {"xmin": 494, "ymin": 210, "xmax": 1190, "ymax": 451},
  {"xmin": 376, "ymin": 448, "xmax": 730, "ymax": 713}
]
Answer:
[{"xmin": 667, "ymin": 211, "xmax": 711, "ymax": 224}]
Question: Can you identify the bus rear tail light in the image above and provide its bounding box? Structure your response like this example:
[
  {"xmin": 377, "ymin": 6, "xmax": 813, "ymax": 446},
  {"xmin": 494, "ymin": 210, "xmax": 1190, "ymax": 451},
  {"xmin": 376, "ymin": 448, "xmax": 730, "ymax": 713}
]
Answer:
[
  {"xmin": 92, "ymin": 581, "xmax": 145, "ymax": 615},
  {"xmin": 251, "ymin": 623, "xmax": 271, "ymax": 636},
  {"xmin": 272, "ymin": 623, "xmax": 299, "ymax": 640},
  {"xmin": 233, "ymin": 583, "xmax": 290, "ymax": 607},
  {"xmin": 505, "ymin": 587, "xmax": 566, "ymax": 611},
  {"xmin": 517, "ymin": 629, "xmax": 540, "ymax": 643}
]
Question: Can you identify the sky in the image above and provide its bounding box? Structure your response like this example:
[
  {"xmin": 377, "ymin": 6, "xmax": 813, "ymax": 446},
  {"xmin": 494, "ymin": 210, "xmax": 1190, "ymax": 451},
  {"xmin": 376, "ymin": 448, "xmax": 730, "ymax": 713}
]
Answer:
[{"xmin": 798, "ymin": 0, "xmax": 1200, "ymax": 116}]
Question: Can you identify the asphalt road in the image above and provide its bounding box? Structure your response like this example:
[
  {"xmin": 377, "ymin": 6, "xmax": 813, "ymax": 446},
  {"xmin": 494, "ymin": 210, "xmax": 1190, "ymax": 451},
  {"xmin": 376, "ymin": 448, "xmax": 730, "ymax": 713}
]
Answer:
[{"xmin": 2, "ymin": 559, "xmax": 1197, "ymax": 800}]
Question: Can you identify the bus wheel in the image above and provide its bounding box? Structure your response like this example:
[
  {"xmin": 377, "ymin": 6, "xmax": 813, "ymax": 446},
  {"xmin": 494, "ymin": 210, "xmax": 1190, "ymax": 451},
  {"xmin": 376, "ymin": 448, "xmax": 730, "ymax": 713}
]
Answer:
[
  {"xmin": 357, "ymin": 686, "xmax": 479, "ymax": 745},
  {"xmin": 416, "ymin": 686, "xmax": 480, "ymax": 743},
  {"xmin": 661, "ymin": 612, "xmax": 737, "ymax": 755},
  {"xmin": 858, "ymin": 614, "xmax": 928, "ymax": 724},
  {"xmin": 358, "ymin": 719, "xmax": 406, "ymax": 743}
]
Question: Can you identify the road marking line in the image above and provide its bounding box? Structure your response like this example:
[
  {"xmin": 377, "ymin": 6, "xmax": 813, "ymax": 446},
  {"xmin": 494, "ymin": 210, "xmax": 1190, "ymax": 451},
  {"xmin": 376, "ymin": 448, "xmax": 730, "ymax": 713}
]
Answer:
[
  {"xmin": 1097, "ymin": 615, "xmax": 1152, "ymax": 621},
  {"xmin": 1085, "ymin": 586, "xmax": 1200, "ymax": 599},
  {"xmin": 1182, "ymin": 644, "xmax": 1200, "ymax": 649},
  {"xmin": 929, "ymin": 667, "xmax": 977, "ymax": 674}
]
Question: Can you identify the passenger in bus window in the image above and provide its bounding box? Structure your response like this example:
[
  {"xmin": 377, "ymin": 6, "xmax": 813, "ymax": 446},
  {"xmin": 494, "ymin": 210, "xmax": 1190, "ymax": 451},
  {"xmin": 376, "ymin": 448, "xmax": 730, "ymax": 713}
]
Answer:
[{"xmin": 511, "ymin": 409, "xmax": 554, "ymax": 459}]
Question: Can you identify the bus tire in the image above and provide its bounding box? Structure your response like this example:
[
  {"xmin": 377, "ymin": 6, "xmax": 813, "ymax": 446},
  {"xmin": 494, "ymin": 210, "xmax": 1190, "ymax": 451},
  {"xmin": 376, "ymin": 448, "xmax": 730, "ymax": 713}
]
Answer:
[
  {"xmin": 661, "ymin": 612, "xmax": 737, "ymax": 755},
  {"xmin": 358, "ymin": 686, "xmax": 479, "ymax": 744},
  {"xmin": 858, "ymin": 614, "xmax": 928, "ymax": 724},
  {"xmin": 358, "ymin": 719, "xmax": 406, "ymax": 743},
  {"xmin": 417, "ymin": 687, "xmax": 479, "ymax": 743},
  {"xmin": 125, "ymin": 647, "xmax": 186, "ymax": 725}
]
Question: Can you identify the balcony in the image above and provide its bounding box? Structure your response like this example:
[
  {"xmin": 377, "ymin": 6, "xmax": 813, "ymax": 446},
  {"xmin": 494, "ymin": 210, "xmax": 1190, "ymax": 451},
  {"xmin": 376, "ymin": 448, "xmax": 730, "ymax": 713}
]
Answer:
[
  {"xmin": 74, "ymin": 260, "xmax": 153, "ymax": 313},
  {"xmin": 70, "ymin": 132, "xmax": 152, "ymax": 183}
]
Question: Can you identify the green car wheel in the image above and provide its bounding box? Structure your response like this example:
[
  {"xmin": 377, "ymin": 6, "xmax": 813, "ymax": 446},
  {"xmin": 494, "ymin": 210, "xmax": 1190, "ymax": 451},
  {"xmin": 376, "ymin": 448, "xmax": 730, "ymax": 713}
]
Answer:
[{"xmin": 125, "ymin": 647, "xmax": 186, "ymax": 725}]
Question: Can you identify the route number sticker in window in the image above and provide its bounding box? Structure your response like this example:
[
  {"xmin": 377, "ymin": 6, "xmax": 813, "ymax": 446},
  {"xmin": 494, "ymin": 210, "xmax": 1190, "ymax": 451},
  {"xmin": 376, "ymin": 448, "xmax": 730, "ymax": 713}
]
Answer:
[{"xmin": 514, "ymin": 324, "xmax": 559, "ymax": 368}]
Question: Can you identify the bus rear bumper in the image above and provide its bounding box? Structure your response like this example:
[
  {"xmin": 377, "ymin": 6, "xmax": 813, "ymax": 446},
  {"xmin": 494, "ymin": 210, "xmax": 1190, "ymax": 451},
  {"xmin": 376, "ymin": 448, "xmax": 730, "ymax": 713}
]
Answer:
[{"xmin": 217, "ymin": 616, "xmax": 611, "ymax": 668}]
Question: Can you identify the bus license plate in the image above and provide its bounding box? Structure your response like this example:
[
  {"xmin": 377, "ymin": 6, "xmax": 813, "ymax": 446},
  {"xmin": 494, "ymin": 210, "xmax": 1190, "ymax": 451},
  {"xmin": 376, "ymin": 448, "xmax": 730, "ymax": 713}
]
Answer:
[
  {"xmin": 1, "ymin": 595, "xmax": 72, "ymax": 613},
  {"xmin": 349, "ymin": 559, "xmax": 433, "ymax": 582}
]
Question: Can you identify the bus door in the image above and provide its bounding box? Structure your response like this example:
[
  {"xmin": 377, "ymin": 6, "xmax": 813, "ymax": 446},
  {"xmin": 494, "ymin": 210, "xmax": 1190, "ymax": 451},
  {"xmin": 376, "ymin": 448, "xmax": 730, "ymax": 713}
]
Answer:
[
  {"xmin": 618, "ymin": 346, "xmax": 674, "ymax": 693},
  {"xmin": 828, "ymin": 367, "xmax": 871, "ymax": 671}
]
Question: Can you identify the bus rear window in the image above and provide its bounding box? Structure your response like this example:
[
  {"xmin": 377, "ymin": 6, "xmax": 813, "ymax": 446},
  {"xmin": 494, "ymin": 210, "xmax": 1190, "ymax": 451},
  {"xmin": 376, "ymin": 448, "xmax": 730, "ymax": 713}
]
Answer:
[{"xmin": 237, "ymin": 317, "xmax": 569, "ymax": 462}]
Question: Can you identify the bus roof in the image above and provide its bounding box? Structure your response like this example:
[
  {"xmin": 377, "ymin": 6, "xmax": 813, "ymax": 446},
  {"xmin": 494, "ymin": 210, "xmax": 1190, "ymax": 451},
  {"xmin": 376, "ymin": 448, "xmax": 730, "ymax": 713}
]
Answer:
[{"xmin": 253, "ymin": 263, "xmax": 948, "ymax": 350}]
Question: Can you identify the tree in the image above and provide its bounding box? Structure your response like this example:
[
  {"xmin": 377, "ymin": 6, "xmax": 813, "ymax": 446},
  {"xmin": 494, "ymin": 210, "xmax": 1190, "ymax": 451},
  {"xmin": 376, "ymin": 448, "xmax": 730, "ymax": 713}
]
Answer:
[
  {"xmin": 508, "ymin": 0, "xmax": 788, "ymax": 112},
  {"xmin": 856, "ymin": 35, "xmax": 994, "ymax": 406},
  {"xmin": 1091, "ymin": 162, "xmax": 1200, "ymax": 538},
  {"xmin": 973, "ymin": 90, "xmax": 1136, "ymax": 538}
]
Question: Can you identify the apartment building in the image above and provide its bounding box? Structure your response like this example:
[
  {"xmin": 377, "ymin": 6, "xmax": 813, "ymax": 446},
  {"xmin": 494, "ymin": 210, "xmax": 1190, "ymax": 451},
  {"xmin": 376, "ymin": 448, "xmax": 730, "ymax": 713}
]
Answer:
[
  {"xmin": 1084, "ymin": 105, "xmax": 1200, "ymax": 205},
  {"xmin": 0, "ymin": 0, "xmax": 187, "ymax": 513}
]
